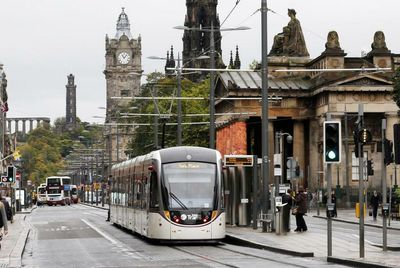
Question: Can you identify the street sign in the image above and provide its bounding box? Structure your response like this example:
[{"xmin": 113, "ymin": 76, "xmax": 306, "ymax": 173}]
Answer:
[
  {"xmin": 224, "ymin": 155, "xmax": 254, "ymax": 167},
  {"xmin": 1, "ymin": 176, "xmax": 8, "ymax": 183}
]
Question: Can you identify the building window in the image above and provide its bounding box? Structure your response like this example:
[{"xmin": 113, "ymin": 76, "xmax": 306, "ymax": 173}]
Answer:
[
  {"xmin": 351, "ymin": 151, "xmax": 368, "ymax": 181},
  {"xmin": 121, "ymin": 90, "xmax": 130, "ymax": 97}
]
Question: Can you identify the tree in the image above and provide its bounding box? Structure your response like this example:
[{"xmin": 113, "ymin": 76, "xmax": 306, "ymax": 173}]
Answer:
[
  {"xmin": 393, "ymin": 67, "xmax": 400, "ymax": 109},
  {"xmin": 19, "ymin": 127, "xmax": 65, "ymax": 186},
  {"xmin": 126, "ymin": 73, "xmax": 210, "ymax": 156}
]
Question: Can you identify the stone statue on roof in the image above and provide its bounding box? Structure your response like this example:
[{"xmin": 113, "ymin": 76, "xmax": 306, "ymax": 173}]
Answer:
[
  {"xmin": 269, "ymin": 9, "xmax": 309, "ymax": 57},
  {"xmin": 371, "ymin": 31, "xmax": 388, "ymax": 50},
  {"xmin": 325, "ymin": 31, "xmax": 340, "ymax": 50}
]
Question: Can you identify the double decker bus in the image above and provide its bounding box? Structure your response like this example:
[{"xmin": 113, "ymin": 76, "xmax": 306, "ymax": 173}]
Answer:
[
  {"xmin": 46, "ymin": 176, "xmax": 72, "ymax": 206},
  {"xmin": 37, "ymin": 184, "xmax": 47, "ymax": 205}
]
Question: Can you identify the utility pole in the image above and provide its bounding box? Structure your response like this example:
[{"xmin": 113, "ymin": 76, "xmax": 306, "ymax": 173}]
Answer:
[
  {"xmin": 261, "ymin": 0, "xmax": 270, "ymax": 220},
  {"xmin": 382, "ymin": 119, "xmax": 387, "ymax": 251},
  {"xmin": 357, "ymin": 104, "xmax": 365, "ymax": 258}
]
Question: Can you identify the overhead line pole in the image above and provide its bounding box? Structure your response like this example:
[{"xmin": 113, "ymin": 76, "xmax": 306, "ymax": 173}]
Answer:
[{"xmin": 261, "ymin": 0, "xmax": 270, "ymax": 222}]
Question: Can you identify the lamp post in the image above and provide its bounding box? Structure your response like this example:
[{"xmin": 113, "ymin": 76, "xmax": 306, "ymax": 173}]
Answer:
[
  {"xmin": 174, "ymin": 24, "xmax": 249, "ymax": 149},
  {"xmin": 261, "ymin": 0, "xmax": 270, "ymax": 220},
  {"xmin": 0, "ymin": 64, "xmax": 4, "ymax": 173}
]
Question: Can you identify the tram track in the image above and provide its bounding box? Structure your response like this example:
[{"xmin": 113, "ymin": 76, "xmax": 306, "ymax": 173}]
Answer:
[{"xmin": 171, "ymin": 243, "xmax": 311, "ymax": 268}]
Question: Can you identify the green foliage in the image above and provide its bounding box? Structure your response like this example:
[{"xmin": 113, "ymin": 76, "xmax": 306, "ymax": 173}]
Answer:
[
  {"xmin": 393, "ymin": 67, "xmax": 400, "ymax": 109},
  {"xmin": 19, "ymin": 127, "xmax": 65, "ymax": 186},
  {"xmin": 126, "ymin": 73, "xmax": 210, "ymax": 157},
  {"xmin": 17, "ymin": 119, "xmax": 105, "ymax": 187}
]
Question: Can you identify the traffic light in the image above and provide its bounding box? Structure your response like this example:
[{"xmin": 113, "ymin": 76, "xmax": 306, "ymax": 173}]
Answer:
[
  {"xmin": 394, "ymin": 124, "xmax": 400, "ymax": 164},
  {"xmin": 7, "ymin": 166, "xmax": 16, "ymax": 183},
  {"xmin": 367, "ymin": 160, "xmax": 374, "ymax": 176},
  {"xmin": 323, "ymin": 121, "xmax": 341, "ymax": 163},
  {"xmin": 384, "ymin": 138, "xmax": 393, "ymax": 166}
]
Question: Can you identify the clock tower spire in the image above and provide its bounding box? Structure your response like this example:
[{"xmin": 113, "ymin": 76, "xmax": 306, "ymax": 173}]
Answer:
[{"xmin": 104, "ymin": 8, "xmax": 142, "ymax": 162}]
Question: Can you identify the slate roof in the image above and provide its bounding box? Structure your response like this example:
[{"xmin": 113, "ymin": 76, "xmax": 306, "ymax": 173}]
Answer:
[{"xmin": 218, "ymin": 71, "xmax": 312, "ymax": 91}]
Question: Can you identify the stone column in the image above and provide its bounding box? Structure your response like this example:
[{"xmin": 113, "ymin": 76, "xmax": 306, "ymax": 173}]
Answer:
[
  {"xmin": 29, "ymin": 120, "xmax": 33, "ymax": 132},
  {"xmin": 22, "ymin": 119, "xmax": 26, "ymax": 135},
  {"xmin": 15, "ymin": 120, "xmax": 19, "ymax": 134},
  {"xmin": 309, "ymin": 117, "xmax": 322, "ymax": 190},
  {"xmin": 6, "ymin": 120, "xmax": 11, "ymax": 134},
  {"xmin": 385, "ymin": 112, "xmax": 399, "ymax": 185},
  {"xmin": 293, "ymin": 120, "xmax": 305, "ymax": 186}
]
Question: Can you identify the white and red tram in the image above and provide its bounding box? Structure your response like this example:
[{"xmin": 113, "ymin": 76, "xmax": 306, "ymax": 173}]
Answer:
[{"xmin": 110, "ymin": 146, "xmax": 225, "ymax": 241}]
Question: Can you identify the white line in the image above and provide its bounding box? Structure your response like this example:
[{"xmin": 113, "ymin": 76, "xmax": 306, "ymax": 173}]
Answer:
[
  {"xmin": 81, "ymin": 219, "xmax": 147, "ymax": 260},
  {"xmin": 352, "ymin": 234, "xmax": 377, "ymax": 246}
]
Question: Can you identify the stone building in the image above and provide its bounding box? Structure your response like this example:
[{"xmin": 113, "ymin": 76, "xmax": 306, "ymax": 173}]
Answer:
[
  {"xmin": 104, "ymin": 8, "xmax": 142, "ymax": 162},
  {"xmin": 182, "ymin": 0, "xmax": 225, "ymax": 80},
  {"xmin": 215, "ymin": 10, "xmax": 400, "ymax": 196}
]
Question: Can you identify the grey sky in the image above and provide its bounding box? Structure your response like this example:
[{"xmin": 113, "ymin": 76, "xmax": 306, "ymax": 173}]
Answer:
[{"xmin": 0, "ymin": 0, "xmax": 398, "ymax": 124}]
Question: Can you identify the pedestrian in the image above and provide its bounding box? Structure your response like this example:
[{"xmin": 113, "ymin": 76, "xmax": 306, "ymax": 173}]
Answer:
[
  {"xmin": 294, "ymin": 186, "xmax": 308, "ymax": 232},
  {"xmin": 0, "ymin": 195, "xmax": 8, "ymax": 250},
  {"xmin": 282, "ymin": 189, "xmax": 293, "ymax": 232},
  {"xmin": 1, "ymin": 193, "xmax": 12, "ymax": 223},
  {"xmin": 370, "ymin": 190, "xmax": 381, "ymax": 221}
]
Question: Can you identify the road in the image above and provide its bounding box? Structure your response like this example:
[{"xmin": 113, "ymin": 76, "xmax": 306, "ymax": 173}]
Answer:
[{"xmin": 22, "ymin": 204, "xmax": 351, "ymax": 268}]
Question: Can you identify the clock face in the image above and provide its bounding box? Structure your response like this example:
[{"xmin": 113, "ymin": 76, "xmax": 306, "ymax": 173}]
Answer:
[{"xmin": 117, "ymin": 52, "xmax": 131, "ymax": 64}]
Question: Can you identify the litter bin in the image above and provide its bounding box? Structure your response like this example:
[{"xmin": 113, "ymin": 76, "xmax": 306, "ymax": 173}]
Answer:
[{"xmin": 275, "ymin": 203, "xmax": 287, "ymax": 235}]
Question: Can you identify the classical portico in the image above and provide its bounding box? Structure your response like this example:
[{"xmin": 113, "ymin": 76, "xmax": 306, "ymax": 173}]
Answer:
[{"xmin": 214, "ymin": 11, "xmax": 400, "ymax": 195}]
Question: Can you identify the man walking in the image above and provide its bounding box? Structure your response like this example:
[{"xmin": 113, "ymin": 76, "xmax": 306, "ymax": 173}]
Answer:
[{"xmin": 370, "ymin": 191, "xmax": 380, "ymax": 221}]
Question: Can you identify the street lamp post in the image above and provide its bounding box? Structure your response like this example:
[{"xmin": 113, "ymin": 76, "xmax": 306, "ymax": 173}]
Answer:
[{"xmin": 261, "ymin": 0, "xmax": 270, "ymax": 220}]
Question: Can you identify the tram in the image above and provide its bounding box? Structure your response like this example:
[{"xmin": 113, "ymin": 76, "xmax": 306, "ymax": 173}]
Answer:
[{"xmin": 110, "ymin": 146, "xmax": 225, "ymax": 241}]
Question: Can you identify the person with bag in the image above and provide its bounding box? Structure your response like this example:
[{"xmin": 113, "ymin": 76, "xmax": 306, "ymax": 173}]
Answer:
[
  {"xmin": 1, "ymin": 194, "xmax": 13, "ymax": 223},
  {"xmin": 0, "ymin": 197, "xmax": 8, "ymax": 250},
  {"xmin": 294, "ymin": 186, "xmax": 308, "ymax": 232}
]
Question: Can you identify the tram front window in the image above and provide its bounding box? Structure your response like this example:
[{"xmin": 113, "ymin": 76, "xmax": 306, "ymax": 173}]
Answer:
[{"xmin": 163, "ymin": 162, "xmax": 216, "ymax": 209}]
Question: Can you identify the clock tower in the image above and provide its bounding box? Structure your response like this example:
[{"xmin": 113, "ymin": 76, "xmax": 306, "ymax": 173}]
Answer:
[{"xmin": 104, "ymin": 8, "xmax": 142, "ymax": 162}]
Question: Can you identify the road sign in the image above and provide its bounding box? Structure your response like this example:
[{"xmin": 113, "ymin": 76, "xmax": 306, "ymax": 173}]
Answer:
[
  {"xmin": 224, "ymin": 155, "xmax": 254, "ymax": 166},
  {"xmin": 1, "ymin": 176, "xmax": 8, "ymax": 183}
]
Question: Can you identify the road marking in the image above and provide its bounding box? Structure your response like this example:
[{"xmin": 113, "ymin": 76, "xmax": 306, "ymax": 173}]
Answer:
[
  {"xmin": 352, "ymin": 234, "xmax": 377, "ymax": 246},
  {"xmin": 81, "ymin": 219, "xmax": 148, "ymax": 260}
]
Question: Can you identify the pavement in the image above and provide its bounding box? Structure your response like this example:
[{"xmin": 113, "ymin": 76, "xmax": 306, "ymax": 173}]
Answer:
[
  {"xmin": 3, "ymin": 203, "xmax": 400, "ymax": 268},
  {"xmin": 0, "ymin": 206, "xmax": 35, "ymax": 268},
  {"xmin": 226, "ymin": 208, "xmax": 400, "ymax": 268}
]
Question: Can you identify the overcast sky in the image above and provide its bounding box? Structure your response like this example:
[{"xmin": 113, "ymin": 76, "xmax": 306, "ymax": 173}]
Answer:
[{"xmin": 0, "ymin": 0, "xmax": 399, "ymax": 125}]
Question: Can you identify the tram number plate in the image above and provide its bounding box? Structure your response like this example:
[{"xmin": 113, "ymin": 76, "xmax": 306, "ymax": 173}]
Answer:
[{"xmin": 187, "ymin": 214, "xmax": 199, "ymax": 220}]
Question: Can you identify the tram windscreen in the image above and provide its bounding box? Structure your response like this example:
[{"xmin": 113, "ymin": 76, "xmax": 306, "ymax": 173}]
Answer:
[{"xmin": 163, "ymin": 162, "xmax": 216, "ymax": 209}]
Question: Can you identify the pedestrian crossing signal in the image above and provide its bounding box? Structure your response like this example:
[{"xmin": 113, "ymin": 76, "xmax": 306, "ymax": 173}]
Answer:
[
  {"xmin": 323, "ymin": 121, "xmax": 341, "ymax": 163},
  {"xmin": 7, "ymin": 166, "xmax": 16, "ymax": 183}
]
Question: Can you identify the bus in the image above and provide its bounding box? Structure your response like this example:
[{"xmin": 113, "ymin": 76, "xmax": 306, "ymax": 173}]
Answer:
[
  {"xmin": 46, "ymin": 176, "xmax": 72, "ymax": 206},
  {"xmin": 71, "ymin": 185, "xmax": 78, "ymax": 204},
  {"xmin": 37, "ymin": 184, "xmax": 47, "ymax": 205},
  {"xmin": 110, "ymin": 146, "xmax": 225, "ymax": 241}
]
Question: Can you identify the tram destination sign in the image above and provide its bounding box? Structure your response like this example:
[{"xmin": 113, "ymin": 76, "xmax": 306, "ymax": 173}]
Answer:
[{"xmin": 224, "ymin": 155, "xmax": 254, "ymax": 167}]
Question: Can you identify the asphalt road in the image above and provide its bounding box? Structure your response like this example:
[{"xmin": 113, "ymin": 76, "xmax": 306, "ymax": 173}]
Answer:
[{"xmin": 21, "ymin": 204, "xmax": 351, "ymax": 268}]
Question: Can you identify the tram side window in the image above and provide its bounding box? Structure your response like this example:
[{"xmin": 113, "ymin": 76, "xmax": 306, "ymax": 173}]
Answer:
[{"xmin": 149, "ymin": 172, "xmax": 159, "ymax": 209}]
